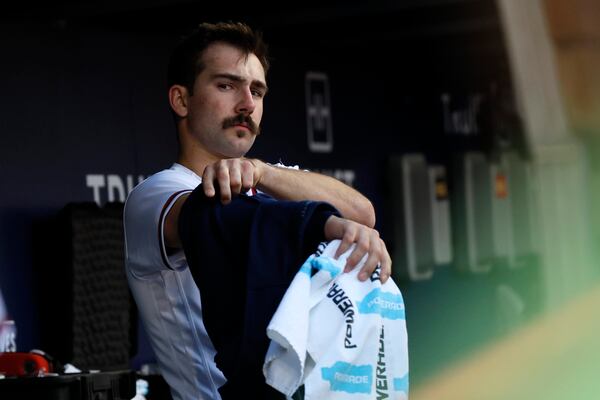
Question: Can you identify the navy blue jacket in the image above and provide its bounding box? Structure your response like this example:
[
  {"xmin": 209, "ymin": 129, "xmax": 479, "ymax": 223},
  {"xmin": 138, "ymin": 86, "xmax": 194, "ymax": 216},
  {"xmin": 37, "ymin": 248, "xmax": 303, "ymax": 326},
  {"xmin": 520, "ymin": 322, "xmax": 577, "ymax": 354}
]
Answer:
[{"xmin": 178, "ymin": 188, "xmax": 339, "ymax": 399}]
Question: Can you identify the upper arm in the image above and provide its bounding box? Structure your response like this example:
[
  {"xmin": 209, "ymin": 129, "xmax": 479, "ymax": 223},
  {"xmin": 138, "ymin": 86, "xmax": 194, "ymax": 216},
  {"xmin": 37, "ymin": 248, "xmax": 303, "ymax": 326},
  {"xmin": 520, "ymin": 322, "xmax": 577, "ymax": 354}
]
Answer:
[
  {"xmin": 163, "ymin": 193, "xmax": 190, "ymax": 249},
  {"xmin": 123, "ymin": 171, "xmax": 197, "ymax": 275}
]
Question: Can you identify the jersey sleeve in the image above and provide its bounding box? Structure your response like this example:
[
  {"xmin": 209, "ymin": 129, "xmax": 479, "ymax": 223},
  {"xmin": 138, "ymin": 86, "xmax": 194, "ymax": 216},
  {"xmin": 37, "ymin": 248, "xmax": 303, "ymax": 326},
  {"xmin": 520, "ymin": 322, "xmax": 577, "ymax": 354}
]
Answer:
[{"xmin": 124, "ymin": 171, "xmax": 197, "ymax": 277}]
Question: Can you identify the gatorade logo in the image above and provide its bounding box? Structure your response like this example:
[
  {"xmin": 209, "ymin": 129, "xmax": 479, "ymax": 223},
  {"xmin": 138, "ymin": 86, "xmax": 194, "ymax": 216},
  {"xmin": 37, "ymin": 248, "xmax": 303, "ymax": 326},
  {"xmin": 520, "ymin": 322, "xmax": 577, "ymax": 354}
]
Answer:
[
  {"xmin": 321, "ymin": 362, "xmax": 372, "ymax": 394},
  {"xmin": 357, "ymin": 289, "xmax": 405, "ymax": 320}
]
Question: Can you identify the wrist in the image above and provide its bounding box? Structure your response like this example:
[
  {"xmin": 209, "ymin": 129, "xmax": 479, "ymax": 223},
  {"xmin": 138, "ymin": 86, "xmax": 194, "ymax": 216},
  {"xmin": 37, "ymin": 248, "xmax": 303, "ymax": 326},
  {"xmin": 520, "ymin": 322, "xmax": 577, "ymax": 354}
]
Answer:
[
  {"xmin": 246, "ymin": 158, "xmax": 265, "ymax": 187},
  {"xmin": 250, "ymin": 158, "xmax": 271, "ymax": 189},
  {"xmin": 303, "ymin": 206, "xmax": 340, "ymax": 257},
  {"xmin": 324, "ymin": 215, "xmax": 342, "ymax": 240}
]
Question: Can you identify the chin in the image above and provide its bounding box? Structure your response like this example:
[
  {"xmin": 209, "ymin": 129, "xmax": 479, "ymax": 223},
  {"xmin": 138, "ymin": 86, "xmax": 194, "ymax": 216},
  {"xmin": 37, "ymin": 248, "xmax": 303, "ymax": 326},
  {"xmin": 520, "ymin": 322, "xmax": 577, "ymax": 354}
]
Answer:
[
  {"xmin": 227, "ymin": 136, "xmax": 255, "ymax": 157},
  {"xmin": 222, "ymin": 145, "xmax": 251, "ymax": 159},
  {"xmin": 227, "ymin": 150, "xmax": 249, "ymax": 159}
]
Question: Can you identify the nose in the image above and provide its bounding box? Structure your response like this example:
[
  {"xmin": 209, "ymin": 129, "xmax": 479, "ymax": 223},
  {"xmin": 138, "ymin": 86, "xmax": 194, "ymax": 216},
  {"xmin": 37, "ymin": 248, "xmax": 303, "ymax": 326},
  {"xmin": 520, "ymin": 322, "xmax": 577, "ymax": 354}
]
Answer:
[{"xmin": 235, "ymin": 87, "xmax": 256, "ymax": 115}]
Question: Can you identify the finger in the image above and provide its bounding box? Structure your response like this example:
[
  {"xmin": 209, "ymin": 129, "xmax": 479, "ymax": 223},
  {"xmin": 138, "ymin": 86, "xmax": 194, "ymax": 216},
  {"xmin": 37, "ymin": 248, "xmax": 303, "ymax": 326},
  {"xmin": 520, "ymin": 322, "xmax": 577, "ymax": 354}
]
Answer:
[
  {"xmin": 240, "ymin": 161, "xmax": 255, "ymax": 192},
  {"xmin": 335, "ymin": 223, "xmax": 356, "ymax": 260},
  {"xmin": 344, "ymin": 229, "xmax": 370, "ymax": 272},
  {"xmin": 354, "ymin": 233, "xmax": 380, "ymax": 280},
  {"xmin": 216, "ymin": 166, "xmax": 232, "ymax": 204},
  {"xmin": 202, "ymin": 166, "xmax": 216, "ymax": 197},
  {"xmin": 358, "ymin": 246, "xmax": 381, "ymax": 281},
  {"xmin": 379, "ymin": 240, "xmax": 392, "ymax": 283},
  {"xmin": 229, "ymin": 161, "xmax": 243, "ymax": 195}
]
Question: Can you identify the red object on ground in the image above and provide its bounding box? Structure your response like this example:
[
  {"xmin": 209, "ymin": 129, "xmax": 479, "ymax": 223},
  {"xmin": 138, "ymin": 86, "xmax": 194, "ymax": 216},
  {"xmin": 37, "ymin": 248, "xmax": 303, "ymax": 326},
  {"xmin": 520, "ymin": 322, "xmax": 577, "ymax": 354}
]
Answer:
[{"xmin": 0, "ymin": 352, "xmax": 52, "ymax": 376}]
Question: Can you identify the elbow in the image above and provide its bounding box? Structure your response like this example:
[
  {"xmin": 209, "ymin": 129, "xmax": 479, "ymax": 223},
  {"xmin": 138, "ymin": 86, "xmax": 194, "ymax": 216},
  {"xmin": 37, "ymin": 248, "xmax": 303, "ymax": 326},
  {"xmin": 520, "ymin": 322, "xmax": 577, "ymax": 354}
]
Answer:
[{"xmin": 357, "ymin": 198, "xmax": 376, "ymax": 228}]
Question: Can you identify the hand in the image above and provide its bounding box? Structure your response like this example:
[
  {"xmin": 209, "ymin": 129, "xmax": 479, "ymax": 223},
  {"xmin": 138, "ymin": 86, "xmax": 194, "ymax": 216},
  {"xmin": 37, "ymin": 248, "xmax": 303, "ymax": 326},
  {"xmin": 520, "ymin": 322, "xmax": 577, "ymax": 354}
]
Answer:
[
  {"xmin": 202, "ymin": 158, "xmax": 263, "ymax": 204},
  {"xmin": 324, "ymin": 215, "xmax": 392, "ymax": 283}
]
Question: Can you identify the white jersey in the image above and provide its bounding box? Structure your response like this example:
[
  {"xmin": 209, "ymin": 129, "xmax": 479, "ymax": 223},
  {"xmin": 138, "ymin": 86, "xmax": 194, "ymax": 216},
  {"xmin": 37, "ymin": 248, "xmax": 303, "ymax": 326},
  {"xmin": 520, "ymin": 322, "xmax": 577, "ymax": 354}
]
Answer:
[{"xmin": 124, "ymin": 163, "xmax": 226, "ymax": 400}]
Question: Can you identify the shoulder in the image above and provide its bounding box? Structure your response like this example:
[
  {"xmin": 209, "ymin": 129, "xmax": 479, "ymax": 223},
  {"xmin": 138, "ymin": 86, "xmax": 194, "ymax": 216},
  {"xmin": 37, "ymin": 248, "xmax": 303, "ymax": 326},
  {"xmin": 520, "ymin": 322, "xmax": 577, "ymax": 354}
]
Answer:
[
  {"xmin": 133, "ymin": 167, "xmax": 198, "ymax": 194},
  {"xmin": 127, "ymin": 166, "xmax": 199, "ymax": 206},
  {"xmin": 124, "ymin": 165, "xmax": 200, "ymax": 229}
]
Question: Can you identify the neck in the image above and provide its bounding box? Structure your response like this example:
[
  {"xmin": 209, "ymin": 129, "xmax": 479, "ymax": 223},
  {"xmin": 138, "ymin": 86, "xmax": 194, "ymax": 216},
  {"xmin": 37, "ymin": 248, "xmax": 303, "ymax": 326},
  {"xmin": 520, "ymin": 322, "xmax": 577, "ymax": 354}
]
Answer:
[
  {"xmin": 176, "ymin": 130, "xmax": 223, "ymax": 177},
  {"xmin": 176, "ymin": 120, "xmax": 226, "ymax": 176},
  {"xmin": 177, "ymin": 146, "xmax": 219, "ymax": 177}
]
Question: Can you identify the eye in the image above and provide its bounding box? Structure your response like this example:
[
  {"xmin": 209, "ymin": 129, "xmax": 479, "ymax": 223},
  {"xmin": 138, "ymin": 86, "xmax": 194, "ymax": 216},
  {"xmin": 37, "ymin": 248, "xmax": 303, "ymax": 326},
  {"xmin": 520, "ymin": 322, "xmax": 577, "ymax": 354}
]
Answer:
[
  {"xmin": 217, "ymin": 83, "xmax": 233, "ymax": 91},
  {"xmin": 251, "ymin": 89, "xmax": 265, "ymax": 98}
]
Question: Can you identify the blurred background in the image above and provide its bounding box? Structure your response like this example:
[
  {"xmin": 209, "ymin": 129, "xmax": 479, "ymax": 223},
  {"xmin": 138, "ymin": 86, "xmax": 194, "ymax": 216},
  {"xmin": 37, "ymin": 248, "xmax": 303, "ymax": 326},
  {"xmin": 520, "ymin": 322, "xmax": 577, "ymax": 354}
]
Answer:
[{"xmin": 0, "ymin": 0, "xmax": 599, "ymax": 398}]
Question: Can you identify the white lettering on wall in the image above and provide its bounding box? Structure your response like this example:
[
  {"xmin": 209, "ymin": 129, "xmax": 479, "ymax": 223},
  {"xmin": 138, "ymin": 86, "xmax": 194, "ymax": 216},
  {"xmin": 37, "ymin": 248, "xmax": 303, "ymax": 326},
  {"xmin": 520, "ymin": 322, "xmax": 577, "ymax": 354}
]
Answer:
[
  {"xmin": 305, "ymin": 72, "xmax": 334, "ymax": 153},
  {"xmin": 107, "ymin": 175, "xmax": 126, "ymax": 202},
  {"xmin": 441, "ymin": 93, "xmax": 483, "ymax": 135},
  {"xmin": 86, "ymin": 174, "xmax": 145, "ymax": 205},
  {"xmin": 86, "ymin": 175, "xmax": 106, "ymax": 205}
]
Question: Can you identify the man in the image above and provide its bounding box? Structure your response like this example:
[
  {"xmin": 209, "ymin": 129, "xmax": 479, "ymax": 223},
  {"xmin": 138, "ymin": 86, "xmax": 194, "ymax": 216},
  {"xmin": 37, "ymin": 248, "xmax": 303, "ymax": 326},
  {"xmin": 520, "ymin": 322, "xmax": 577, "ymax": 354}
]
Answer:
[{"xmin": 124, "ymin": 22, "xmax": 391, "ymax": 400}]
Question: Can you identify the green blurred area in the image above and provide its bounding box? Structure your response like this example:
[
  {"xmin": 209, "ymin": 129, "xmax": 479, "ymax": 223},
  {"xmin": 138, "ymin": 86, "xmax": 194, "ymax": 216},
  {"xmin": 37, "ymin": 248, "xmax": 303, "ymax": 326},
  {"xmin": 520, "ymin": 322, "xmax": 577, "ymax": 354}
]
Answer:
[
  {"xmin": 410, "ymin": 282, "xmax": 600, "ymax": 400},
  {"xmin": 400, "ymin": 135, "xmax": 600, "ymax": 398}
]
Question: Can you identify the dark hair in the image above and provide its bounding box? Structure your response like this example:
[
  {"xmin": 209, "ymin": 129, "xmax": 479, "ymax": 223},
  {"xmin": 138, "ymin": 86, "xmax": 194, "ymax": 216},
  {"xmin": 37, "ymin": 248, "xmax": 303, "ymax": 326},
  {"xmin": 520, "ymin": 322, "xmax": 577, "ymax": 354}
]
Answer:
[{"xmin": 168, "ymin": 22, "xmax": 270, "ymax": 95}]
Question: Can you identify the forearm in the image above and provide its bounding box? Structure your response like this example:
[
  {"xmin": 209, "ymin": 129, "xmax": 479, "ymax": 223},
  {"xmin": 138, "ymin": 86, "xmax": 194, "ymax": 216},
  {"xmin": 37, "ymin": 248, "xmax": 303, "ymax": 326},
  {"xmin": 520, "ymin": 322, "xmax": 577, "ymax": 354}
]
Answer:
[{"xmin": 252, "ymin": 159, "xmax": 376, "ymax": 227}]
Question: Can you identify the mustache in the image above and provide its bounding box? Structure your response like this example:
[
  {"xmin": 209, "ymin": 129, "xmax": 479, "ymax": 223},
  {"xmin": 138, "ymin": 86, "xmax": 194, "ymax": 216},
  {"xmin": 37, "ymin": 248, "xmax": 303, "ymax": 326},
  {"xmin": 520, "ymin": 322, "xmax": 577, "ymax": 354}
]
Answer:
[{"xmin": 222, "ymin": 114, "xmax": 260, "ymax": 135}]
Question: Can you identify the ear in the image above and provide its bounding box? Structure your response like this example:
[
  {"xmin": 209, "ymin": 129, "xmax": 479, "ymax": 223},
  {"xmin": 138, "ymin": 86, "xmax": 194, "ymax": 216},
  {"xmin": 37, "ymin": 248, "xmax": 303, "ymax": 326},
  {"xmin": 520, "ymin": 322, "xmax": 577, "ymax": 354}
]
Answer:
[{"xmin": 168, "ymin": 85, "xmax": 189, "ymax": 118}]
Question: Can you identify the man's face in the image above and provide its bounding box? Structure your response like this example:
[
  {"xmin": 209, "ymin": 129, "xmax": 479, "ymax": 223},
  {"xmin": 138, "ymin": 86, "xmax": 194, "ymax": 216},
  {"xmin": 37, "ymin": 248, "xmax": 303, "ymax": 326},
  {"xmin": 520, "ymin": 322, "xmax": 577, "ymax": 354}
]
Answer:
[{"xmin": 182, "ymin": 42, "xmax": 267, "ymax": 159}]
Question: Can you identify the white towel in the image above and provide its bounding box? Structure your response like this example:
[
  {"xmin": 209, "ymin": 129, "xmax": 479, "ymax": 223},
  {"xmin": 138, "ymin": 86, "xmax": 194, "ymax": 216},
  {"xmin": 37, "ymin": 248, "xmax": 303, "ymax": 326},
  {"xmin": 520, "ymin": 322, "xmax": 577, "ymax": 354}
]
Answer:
[{"xmin": 264, "ymin": 240, "xmax": 409, "ymax": 399}]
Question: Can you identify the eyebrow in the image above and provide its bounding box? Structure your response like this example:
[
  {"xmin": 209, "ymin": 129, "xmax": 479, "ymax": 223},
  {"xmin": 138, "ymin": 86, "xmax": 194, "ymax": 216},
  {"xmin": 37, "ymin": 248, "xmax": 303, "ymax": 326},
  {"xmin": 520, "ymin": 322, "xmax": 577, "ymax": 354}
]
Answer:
[{"xmin": 212, "ymin": 73, "xmax": 269, "ymax": 93}]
